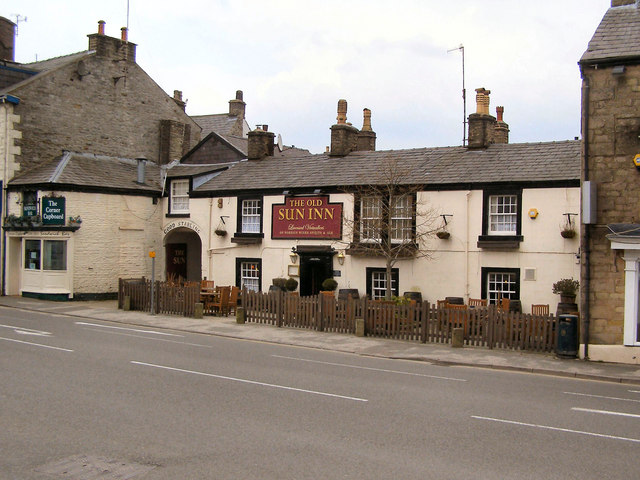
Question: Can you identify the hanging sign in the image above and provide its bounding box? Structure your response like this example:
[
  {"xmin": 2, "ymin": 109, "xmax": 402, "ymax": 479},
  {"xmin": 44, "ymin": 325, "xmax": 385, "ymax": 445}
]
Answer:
[
  {"xmin": 272, "ymin": 196, "xmax": 342, "ymax": 239},
  {"xmin": 42, "ymin": 197, "xmax": 65, "ymax": 225}
]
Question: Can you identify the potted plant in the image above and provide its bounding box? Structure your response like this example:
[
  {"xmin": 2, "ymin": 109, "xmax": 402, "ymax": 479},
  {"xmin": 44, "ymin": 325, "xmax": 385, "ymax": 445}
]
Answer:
[
  {"xmin": 561, "ymin": 227, "xmax": 576, "ymax": 239},
  {"xmin": 436, "ymin": 230, "xmax": 450, "ymax": 239},
  {"xmin": 321, "ymin": 278, "xmax": 338, "ymax": 296},
  {"xmin": 271, "ymin": 278, "xmax": 287, "ymax": 292},
  {"xmin": 285, "ymin": 277, "xmax": 298, "ymax": 295},
  {"xmin": 552, "ymin": 278, "xmax": 579, "ymax": 303},
  {"xmin": 214, "ymin": 228, "xmax": 227, "ymax": 237}
]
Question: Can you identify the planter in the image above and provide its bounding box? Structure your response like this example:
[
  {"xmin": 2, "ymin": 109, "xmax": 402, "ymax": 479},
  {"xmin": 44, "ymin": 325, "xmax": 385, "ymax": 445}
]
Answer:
[
  {"xmin": 560, "ymin": 294, "xmax": 576, "ymax": 304},
  {"xmin": 214, "ymin": 229, "xmax": 227, "ymax": 237},
  {"xmin": 561, "ymin": 229, "xmax": 576, "ymax": 239},
  {"xmin": 436, "ymin": 231, "xmax": 450, "ymax": 239}
]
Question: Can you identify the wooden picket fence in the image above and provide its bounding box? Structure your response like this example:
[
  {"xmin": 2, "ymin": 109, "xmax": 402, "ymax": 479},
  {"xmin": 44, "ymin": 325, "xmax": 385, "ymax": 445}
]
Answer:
[
  {"xmin": 118, "ymin": 278, "xmax": 201, "ymax": 317},
  {"xmin": 243, "ymin": 290, "xmax": 558, "ymax": 352}
]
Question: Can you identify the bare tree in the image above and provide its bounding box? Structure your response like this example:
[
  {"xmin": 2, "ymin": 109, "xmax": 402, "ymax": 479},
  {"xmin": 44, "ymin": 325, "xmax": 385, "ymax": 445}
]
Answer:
[{"xmin": 338, "ymin": 156, "xmax": 440, "ymax": 300}]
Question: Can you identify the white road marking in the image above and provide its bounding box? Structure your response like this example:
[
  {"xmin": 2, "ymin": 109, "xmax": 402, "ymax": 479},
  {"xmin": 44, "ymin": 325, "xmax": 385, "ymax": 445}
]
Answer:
[
  {"xmin": 272, "ymin": 355, "xmax": 467, "ymax": 382},
  {"xmin": 84, "ymin": 328, "xmax": 213, "ymax": 348},
  {"xmin": 131, "ymin": 361, "xmax": 368, "ymax": 402},
  {"xmin": 572, "ymin": 407, "xmax": 640, "ymax": 419},
  {"xmin": 564, "ymin": 391, "xmax": 640, "ymax": 404},
  {"xmin": 629, "ymin": 390, "xmax": 640, "ymax": 394},
  {"xmin": 0, "ymin": 323, "xmax": 51, "ymax": 336},
  {"xmin": 75, "ymin": 322, "xmax": 183, "ymax": 337},
  {"xmin": 472, "ymin": 415, "xmax": 640, "ymax": 444},
  {"xmin": 0, "ymin": 335, "xmax": 73, "ymax": 352}
]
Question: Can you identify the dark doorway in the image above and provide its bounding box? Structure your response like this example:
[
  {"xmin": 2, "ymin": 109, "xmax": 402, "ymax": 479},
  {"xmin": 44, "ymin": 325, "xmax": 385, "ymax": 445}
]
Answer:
[
  {"xmin": 299, "ymin": 252, "xmax": 333, "ymax": 296},
  {"xmin": 166, "ymin": 243, "xmax": 187, "ymax": 281}
]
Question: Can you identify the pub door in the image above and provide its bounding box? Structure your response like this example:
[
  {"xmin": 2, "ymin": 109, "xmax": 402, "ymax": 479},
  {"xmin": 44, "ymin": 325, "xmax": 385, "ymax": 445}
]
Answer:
[
  {"xmin": 166, "ymin": 243, "xmax": 187, "ymax": 281},
  {"xmin": 299, "ymin": 252, "xmax": 333, "ymax": 296}
]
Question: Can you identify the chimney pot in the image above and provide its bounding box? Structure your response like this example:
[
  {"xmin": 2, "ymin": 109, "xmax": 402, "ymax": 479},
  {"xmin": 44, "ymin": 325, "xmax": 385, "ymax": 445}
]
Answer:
[
  {"xmin": 236, "ymin": 90, "xmax": 243, "ymax": 101},
  {"xmin": 136, "ymin": 157, "xmax": 147, "ymax": 184},
  {"xmin": 98, "ymin": 20, "xmax": 105, "ymax": 35},
  {"xmin": 475, "ymin": 88, "xmax": 491, "ymax": 115},
  {"xmin": 121, "ymin": 27, "xmax": 128, "ymax": 42},
  {"xmin": 496, "ymin": 106, "xmax": 504, "ymax": 122},
  {"xmin": 337, "ymin": 99, "xmax": 347, "ymax": 124}
]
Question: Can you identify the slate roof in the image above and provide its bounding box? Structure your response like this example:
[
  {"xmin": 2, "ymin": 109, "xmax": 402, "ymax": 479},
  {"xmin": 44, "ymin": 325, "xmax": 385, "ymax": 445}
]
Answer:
[
  {"xmin": 192, "ymin": 114, "xmax": 239, "ymax": 137},
  {"xmin": 0, "ymin": 51, "xmax": 92, "ymax": 94},
  {"xmin": 8, "ymin": 151, "xmax": 163, "ymax": 194},
  {"xmin": 580, "ymin": 4, "xmax": 640, "ymax": 64},
  {"xmin": 193, "ymin": 140, "xmax": 581, "ymax": 196}
]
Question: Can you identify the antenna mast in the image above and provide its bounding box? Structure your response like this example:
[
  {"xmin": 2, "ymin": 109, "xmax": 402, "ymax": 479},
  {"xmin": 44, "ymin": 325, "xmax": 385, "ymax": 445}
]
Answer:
[
  {"xmin": 10, "ymin": 14, "xmax": 27, "ymax": 35},
  {"xmin": 447, "ymin": 44, "xmax": 466, "ymax": 146}
]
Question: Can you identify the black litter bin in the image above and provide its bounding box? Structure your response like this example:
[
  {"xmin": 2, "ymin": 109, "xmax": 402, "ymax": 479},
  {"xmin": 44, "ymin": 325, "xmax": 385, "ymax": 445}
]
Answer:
[{"xmin": 556, "ymin": 314, "xmax": 579, "ymax": 358}]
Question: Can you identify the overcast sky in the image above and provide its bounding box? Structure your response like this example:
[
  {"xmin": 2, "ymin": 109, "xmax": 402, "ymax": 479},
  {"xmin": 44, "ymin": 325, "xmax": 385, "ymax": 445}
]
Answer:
[{"xmin": 8, "ymin": 0, "xmax": 611, "ymax": 154}]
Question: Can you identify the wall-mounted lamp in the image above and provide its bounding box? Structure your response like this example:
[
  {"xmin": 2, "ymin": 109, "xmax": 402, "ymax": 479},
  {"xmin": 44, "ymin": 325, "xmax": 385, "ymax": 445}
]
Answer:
[
  {"xmin": 290, "ymin": 251, "xmax": 298, "ymax": 264},
  {"xmin": 337, "ymin": 252, "xmax": 345, "ymax": 265}
]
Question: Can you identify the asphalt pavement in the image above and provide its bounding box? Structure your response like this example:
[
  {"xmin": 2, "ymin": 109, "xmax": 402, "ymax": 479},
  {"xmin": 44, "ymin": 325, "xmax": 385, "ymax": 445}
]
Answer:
[{"xmin": 2, "ymin": 295, "xmax": 640, "ymax": 385}]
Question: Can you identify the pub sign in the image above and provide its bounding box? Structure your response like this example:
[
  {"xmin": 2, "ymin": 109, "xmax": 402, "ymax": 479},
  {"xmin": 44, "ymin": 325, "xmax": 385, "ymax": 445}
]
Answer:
[{"xmin": 272, "ymin": 196, "xmax": 342, "ymax": 239}]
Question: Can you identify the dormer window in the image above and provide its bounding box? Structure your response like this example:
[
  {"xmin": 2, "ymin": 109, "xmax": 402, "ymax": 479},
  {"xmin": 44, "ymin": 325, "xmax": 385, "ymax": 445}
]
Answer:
[{"xmin": 170, "ymin": 179, "xmax": 189, "ymax": 215}]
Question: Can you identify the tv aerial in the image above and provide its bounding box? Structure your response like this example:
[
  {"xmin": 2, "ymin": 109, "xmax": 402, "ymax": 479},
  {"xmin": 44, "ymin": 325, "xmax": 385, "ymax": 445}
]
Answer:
[{"xmin": 447, "ymin": 44, "xmax": 466, "ymax": 146}]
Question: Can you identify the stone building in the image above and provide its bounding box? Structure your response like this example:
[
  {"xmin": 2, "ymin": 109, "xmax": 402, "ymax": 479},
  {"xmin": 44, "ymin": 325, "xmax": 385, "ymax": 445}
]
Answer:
[
  {"xmin": 0, "ymin": 19, "xmax": 201, "ymax": 298},
  {"xmin": 579, "ymin": 0, "xmax": 640, "ymax": 363}
]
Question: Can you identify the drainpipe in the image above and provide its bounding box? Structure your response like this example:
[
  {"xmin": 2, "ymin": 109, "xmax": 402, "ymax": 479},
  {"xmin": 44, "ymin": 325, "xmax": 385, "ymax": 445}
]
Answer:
[
  {"xmin": 581, "ymin": 71, "xmax": 591, "ymax": 360},
  {"xmin": 465, "ymin": 190, "xmax": 471, "ymax": 301}
]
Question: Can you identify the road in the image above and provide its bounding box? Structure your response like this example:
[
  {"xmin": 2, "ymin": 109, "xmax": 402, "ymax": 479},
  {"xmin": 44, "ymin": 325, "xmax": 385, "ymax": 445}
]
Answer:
[{"xmin": 1, "ymin": 306, "xmax": 638, "ymax": 479}]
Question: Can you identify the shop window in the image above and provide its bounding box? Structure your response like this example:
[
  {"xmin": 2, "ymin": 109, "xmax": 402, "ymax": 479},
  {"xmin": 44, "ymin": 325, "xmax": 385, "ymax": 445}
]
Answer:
[
  {"xmin": 24, "ymin": 240, "xmax": 67, "ymax": 271},
  {"xmin": 478, "ymin": 189, "xmax": 523, "ymax": 248},
  {"xmin": 169, "ymin": 179, "xmax": 190, "ymax": 215},
  {"xmin": 366, "ymin": 267, "xmax": 399, "ymax": 300},
  {"xmin": 236, "ymin": 258, "xmax": 261, "ymax": 292},
  {"xmin": 481, "ymin": 267, "xmax": 520, "ymax": 305}
]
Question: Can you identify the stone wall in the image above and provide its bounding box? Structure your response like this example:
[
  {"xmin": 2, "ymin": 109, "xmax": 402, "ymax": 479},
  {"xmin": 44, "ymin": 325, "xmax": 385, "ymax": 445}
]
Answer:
[
  {"xmin": 583, "ymin": 65, "xmax": 640, "ymax": 344},
  {"xmin": 0, "ymin": 103, "xmax": 21, "ymax": 182},
  {"xmin": 9, "ymin": 54, "xmax": 200, "ymax": 174}
]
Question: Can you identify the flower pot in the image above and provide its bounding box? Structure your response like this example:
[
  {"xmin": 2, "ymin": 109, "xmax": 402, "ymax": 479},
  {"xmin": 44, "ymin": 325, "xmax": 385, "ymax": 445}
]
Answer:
[
  {"xmin": 561, "ymin": 229, "xmax": 576, "ymax": 239},
  {"xmin": 436, "ymin": 231, "xmax": 450, "ymax": 239},
  {"xmin": 214, "ymin": 229, "xmax": 227, "ymax": 237}
]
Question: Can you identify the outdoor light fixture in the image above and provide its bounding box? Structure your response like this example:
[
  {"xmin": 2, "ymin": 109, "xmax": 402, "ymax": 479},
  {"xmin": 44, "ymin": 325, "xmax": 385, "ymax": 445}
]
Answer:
[
  {"xmin": 290, "ymin": 251, "xmax": 298, "ymax": 264},
  {"xmin": 337, "ymin": 252, "xmax": 345, "ymax": 265}
]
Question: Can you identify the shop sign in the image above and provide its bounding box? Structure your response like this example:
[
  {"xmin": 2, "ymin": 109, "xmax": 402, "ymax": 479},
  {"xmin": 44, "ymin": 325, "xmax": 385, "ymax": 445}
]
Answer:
[
  {"xmin": 163, "ymin": 220, "xmax": 201, "ymax": 236},
  {"xmin": 272, "ymin": 196, "xmax": 342, "ymax": 239},
  {"xmin": 42, "ymin": 197, "xmax": 65, "ymax": 225}
]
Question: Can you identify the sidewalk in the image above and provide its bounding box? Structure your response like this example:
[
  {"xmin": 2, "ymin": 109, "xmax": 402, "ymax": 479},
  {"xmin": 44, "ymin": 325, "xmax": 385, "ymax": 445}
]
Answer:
[{"xmin": 3, "ymin": 295, "xmax": 640, "ymax": 385}]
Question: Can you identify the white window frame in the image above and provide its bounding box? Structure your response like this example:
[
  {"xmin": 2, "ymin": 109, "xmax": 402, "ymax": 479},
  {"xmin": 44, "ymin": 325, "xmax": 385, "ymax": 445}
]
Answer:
[
  {"xmin": 488, "ymin": 194, "xmax": 518, "ymax": 235},
  {"xmin": 609, "ymin": 244, "xmax": 640, "ymax": 345},
  {"xmin": 360, "ymin": 196, "xmax": 382, "ymax": 242},
  {"xmin": 241, "ymin": 199, "xmax": 261, "ymax": 234},
  {"xmin": 390, "ymin": 195, "xmax": 413, "ymax": 243},
  {"xmin": 240, "ymin": 261, "xmax": 260, "ymax": 292},
  {"xmin": 24, "ymin": 239, "xmax": 67, "ymax": 271},
  {"xmin": 486, "ymin": 271, "xmax": 517, "ymax": 305},
  {"xmin": 170, "ymin": 179, "xmax": 190, "ymax": 214}
]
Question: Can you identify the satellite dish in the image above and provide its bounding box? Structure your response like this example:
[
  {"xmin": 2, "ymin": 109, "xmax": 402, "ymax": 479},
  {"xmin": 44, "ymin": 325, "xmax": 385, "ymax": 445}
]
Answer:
[{"xmin": 277, "ymin": 134, "xmax": 283, "ymax": 152}]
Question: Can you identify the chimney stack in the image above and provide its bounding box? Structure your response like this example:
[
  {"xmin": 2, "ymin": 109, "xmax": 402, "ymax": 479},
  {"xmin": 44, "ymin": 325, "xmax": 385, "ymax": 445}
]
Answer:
[
  {"xmin": 0, "ymin": 16, "xmax": 16, "ymax": 62},
  {"xmin": 357, "ymin": 108, "xmax": 376, "ymax": 151},
  {"xmin": 493, "ymin": 106, "xmax": 509, "ymax": 144},
  {"xmin": 467, "ymin": 87, "xmax": 496, "ymax": 149},
  {"xmin": 88, "ymin": 20, "xmax": 137, "ymax": 63},
  {"xmin": 172, "ymin": 90, "xmax": 186, "ymax": 111},
  {"xmin": 247, "ymin": 125, "xmax": 275, "ymax": 160},
  {"xmin": 329, "ymin": 99, "xmax": 359, "ymax": 156},
  {"xmin": 611, "ymin": 0, "xmax": 636, "ymax": 6}
]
